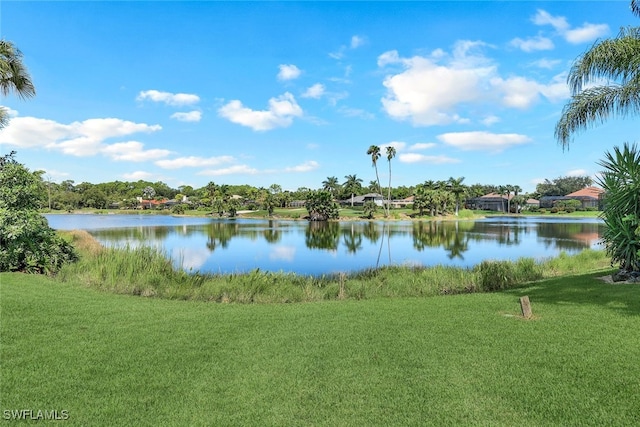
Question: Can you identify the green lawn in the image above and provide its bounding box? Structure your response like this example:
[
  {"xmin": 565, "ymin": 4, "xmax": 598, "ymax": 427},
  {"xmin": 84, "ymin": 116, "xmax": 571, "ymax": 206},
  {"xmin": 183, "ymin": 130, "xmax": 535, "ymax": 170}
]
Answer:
[{"xmin": 2, "ymin": 271, "xmax": 639, "ymax": 426}]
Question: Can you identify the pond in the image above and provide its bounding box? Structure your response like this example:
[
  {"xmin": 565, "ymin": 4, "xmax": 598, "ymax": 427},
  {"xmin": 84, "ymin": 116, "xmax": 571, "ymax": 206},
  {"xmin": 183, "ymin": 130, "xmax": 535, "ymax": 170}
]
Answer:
[{"xmin": 45, "ymin": 214, "xmax": 604, "ymax": 276}]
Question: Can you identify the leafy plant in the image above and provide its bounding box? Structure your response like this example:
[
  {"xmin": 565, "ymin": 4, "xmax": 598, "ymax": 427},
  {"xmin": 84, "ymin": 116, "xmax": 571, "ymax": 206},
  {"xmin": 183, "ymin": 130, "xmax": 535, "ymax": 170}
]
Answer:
[
  {"xmin": 363, "ymin": 200, "xmax": 377, "ymax": 219},
  {"xmin": 305, "ymin": 190, "xmax": 339, "ymax": 221},
  {"xmin": 0, "ymin": 153, "xmax": 77, "ymax": 273},
  {"xmin": 597, "ymin": 143, "xmax": 640, "ymax": 271}
]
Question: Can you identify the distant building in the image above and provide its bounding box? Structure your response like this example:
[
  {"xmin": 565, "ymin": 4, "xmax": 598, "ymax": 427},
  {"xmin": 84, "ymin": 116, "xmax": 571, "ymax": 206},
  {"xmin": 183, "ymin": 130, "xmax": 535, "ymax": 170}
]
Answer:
[
  {"xmin": 565, "ymin": 186, "xmax": 604, "ymax": 209},
  {"xmin": 340, "ymin": 193, "xmax": 384, "ymax": 207},
  {"xmin": 466, "ymin": 192, "xmax": 512, "ymax": 212},
  {"xmin": 540, "ymin": 186, "xmax": 604, "ymax": 210}
]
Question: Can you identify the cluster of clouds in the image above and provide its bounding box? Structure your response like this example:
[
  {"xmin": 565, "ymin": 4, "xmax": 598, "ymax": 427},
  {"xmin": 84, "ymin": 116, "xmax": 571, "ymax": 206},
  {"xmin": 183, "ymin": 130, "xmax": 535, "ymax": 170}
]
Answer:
[
  {"xmin": 510, "ymin": 9, "xmax": 609, "ymax": 51},
  {"xmin": 0, "ymin": 113, "xmax": 318, "ymax": 178},
  {"xmin": 1, "ymin": 9, "xmax": 606, "ymax": 181},
  {"xmin": 137, "ymin": 89, "xmax": 202, "ymax": 122}
]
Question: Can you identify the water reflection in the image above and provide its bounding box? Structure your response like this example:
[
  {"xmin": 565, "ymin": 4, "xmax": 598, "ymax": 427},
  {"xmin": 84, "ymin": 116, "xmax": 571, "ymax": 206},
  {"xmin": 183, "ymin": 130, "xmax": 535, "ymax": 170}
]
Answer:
[{"xmin": 46, "ymin": 215, "xmax": 604, "ymax": 275}]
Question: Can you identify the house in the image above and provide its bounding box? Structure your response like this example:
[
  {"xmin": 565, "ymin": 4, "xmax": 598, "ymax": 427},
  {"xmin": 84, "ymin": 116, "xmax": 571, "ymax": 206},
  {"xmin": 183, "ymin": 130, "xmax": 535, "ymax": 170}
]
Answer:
[
  {"xmin": 540, "ymin": 187, "xmax": 604, "ymax": 210},
  {"xmin": 565, "ymin": 186, "xmax": 604, "ymax": 209},
  {"xmin": 525, "ymin": 198, "xmax": 540, "ymax": 209},
  {"xmin": 390, "ymin": 195, "xmax": 414, "ymax": 208},
  {"xmin": 466, "ymin": 192, "xmax": 513, "ymax": 212},
  {"xmin": 340, "ymin": 193, "xmax": 384, "ymax": 207}
]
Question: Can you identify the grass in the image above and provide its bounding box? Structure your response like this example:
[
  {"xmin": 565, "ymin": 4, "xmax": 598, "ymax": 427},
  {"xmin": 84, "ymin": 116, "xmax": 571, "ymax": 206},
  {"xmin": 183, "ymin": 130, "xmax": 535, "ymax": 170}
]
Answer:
[
  {"xmin": 2, "ymin": 270, "xmax": 639, "ymax": 425},
  {"xmin": 55, "ymin": 230, "xmax": 613, "ymax": 303}
]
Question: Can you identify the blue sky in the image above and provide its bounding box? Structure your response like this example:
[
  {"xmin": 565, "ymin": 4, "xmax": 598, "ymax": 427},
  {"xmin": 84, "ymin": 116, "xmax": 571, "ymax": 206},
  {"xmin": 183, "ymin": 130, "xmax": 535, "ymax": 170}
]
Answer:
[{"xmin": 1, "ymin": 1, "xmax": 638, "ymax": 193}]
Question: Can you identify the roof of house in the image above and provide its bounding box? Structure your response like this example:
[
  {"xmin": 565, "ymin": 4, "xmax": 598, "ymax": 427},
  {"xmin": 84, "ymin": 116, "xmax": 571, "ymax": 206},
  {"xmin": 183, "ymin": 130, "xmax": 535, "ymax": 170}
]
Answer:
[
  {"xmin": 478, "ymin": 192, "xmax": 513, "ymax": 200},
  {"xmin": 566, "ymin": 186, "xmax": 604, "ymax": 199}
]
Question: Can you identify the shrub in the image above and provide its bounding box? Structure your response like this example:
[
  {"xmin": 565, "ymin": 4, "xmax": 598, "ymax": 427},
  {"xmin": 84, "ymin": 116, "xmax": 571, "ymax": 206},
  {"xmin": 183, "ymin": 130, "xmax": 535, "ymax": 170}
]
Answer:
[
  {"xmin": 475, "ymin": 260, "xmax": 516, "ymax": 291},
  {"xmin": 0, "ymin": 153, "xmax": 77, "ymax": 274},
  {"xmin": 598, "ymin": 143, "xmax": 640, "ymax": 271},
  {"xmin": 171, "ymin": 204, "xmax": 186, "ymax": 214}
]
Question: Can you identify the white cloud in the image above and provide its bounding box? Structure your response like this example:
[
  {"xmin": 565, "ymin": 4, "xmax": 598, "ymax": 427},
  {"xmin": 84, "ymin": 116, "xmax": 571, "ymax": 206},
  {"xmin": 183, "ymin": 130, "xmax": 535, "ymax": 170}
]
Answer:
[
  {"xmin": 510, "ymin": 35, "xmax": 554, "ymax": 52},
  {"xmin": 170, "ymin": 111, "xmax": 202, "ymax": 122},
  {"xmin": 490, "ymin": 74, "xmax": 569, "ymax": 109},
  {"xmin": 123, "ymin": 171, "xmax": 154, "ymax": 180},
  {"xmin": 284, "ymin": 160, "xmax": 319, "ymax": 173},
  {"xmin": 532, "ymin": 9, "xmax": 569, "ymax": 32},
  {"xmin": 408, "ymin": 142, "xmax": 436, "ymax": 150},
  {"xmin": 198, "ymin": 165, "xmax": 260, "ymax": 176},
  {"xmin": 137, "ymin": 90, "xmax": 200, "ymax": 106},
  {"xmin": 378, "ymin": 45, "xmax": 495, "ymax": 126},
  {"xmin": 380, "ymin": 141, "xmax": 407, "ymax": 152},
  {"xmin": 302, "ymin": 83, "xmax": 325, "ymax": 99},
  {"xmin": 398, "ymin": 153, "xmax": 460, "ymax": 164},
  {"xmin": 218, "ymin": 92, "xmax": 303, "ymax": 131},
  {"xmin": 564, "ymin": 23, "xmax": 609, "ymax": 44},
  {"xmin": 1, "ymin": 106, "xmax": 19, "ymax": 117},
  {"xmin": 566, "ymin": 168, "xmax": 588, "ymax": 177},
  {"xmin": 530, "ymin": 58, "xmax": 562, "ymax": 69},
  {"xmin": 101, "ymin": 141, "xmax": 171, "ymax": 162},
  {"xmin": 481, "ymin": 115, "xmax": 501, "ymax": 126},
  {"xmin": 438, "ymin": 131, "xmax": 532, "ymax": 152},
  {"xmin": 533, "ymin": 9, "xmax": 608, "ymax": 44},
  {"xmin": 156, "ymin": 156, "xmax": 235, "ymax": 169},
  {"xmin": 0, "ymin": 116, "xmax": 162, "ymax": 157},
  {"xmin": 337, "ymin": 106, "xmax": 374, "ymax": 120},
  {"xmin": 277, "ymin": 64, "xmax": 302, "ymax": 81},
  {"xmin": 351, "ymin": 35, "xmax": 366, "ymax": 49}
]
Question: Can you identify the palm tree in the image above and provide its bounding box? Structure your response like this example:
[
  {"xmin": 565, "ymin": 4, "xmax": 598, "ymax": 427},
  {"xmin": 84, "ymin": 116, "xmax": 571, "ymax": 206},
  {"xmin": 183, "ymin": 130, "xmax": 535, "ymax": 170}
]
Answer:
[
  {"xmin": 385, "ymin": 146, "xmax": 396, "ymax": 217},
  {"xmin": 448, "ymin": 176, "xmax": 466, "ymax": 216},
  {"xmin": 0, "ymin": 40, "xmax": 36, "ymax": 129},
  {"xmin": 343, "ymin": 174, "xmax": 363, "ymax": 207},
  {"xmin": 555, "ymin": 1, "xmax": 640, "ymax": 148},
  {"xmin": 512, "ymin": 185, "xmax": 523, "ymax": 213},
  {"xmin": 322, "ymin": 176, "xmax": 340, "ymax": 199},
  {"xmin": 366, "ymin": 145, "xmax": 383, "ymax": 202}
]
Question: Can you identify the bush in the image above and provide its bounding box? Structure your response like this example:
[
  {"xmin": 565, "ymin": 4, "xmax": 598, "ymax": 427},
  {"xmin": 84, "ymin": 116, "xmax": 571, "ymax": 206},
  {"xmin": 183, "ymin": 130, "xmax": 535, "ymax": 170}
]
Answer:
[
  {"xmin": 475, "ymin": 260, "xmax": 516, "ymax": 291},
  {"xmin": 0, "ymin": 153, "xmax": 77, "ymax": 273},
  {"xmin": 598, "ymin": 143, "xmax": 640, "ymax": 271},
  {"xmin": 0, "ymin": 209, "xmax": 77, "ymax": 273},
  {"xmin": 171, "ymin": 204, "xmax": 186, "ymax": 214}
]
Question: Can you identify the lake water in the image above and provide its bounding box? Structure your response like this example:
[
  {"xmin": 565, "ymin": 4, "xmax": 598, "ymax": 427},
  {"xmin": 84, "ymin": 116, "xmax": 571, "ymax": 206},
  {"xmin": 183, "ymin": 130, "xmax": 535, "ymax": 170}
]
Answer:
[{"xmin": 45, "ymin": 214, "xmax": 604, "ymax": 276}]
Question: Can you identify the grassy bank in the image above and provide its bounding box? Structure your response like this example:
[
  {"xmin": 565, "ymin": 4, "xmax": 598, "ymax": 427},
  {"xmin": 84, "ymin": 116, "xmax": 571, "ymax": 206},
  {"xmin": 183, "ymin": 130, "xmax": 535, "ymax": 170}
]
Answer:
[
  {"xmin": 55, "ymin": 230, "xmax": 612, "ymax": 303},
  {"xmin": 44, "ymin": 207, "xmax": 603, "ymax": 220},
  {"xmin": 2, "ymin": 270, "xmax": 638, "ymax": 426}
]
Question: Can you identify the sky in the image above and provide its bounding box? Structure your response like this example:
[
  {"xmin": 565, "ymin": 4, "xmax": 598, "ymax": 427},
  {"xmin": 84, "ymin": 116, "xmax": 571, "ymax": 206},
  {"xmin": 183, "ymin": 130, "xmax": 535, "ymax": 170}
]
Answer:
[{"xmin": 1, "ymin": 1, "xmax": 638, "ymax": 194}]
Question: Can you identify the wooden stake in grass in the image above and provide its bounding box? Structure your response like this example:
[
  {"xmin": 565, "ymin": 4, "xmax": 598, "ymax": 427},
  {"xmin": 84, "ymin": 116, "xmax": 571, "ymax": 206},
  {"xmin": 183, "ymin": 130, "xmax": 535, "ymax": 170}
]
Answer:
[
  {"xmin": 520, "ymin": 296, "xmax": 532, "ymax": 319},
  {"xmin": 339, "ymin": 273, "xmax": 346, "ymax": 300}
]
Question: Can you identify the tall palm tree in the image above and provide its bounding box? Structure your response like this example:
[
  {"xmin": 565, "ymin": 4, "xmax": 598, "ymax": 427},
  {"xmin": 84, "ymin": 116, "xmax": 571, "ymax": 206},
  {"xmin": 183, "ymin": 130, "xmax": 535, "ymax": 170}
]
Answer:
[
  {"xmin": 555, "ymin": 1, "xmax": 640, "ymax": 148},
  {"xmin": 0, "ymin": 40, "xmax": 36, "ymax": 129},
  {"xmin": 343, "ymin": 174, "xmax": 363, "ymax": 207},
  {"xmin": 322, "ymin": 176, "xmax": 339, "ymax": 199},
  {"xmin": 512, "ymin": 185, "xmax": 523, "ymax": 213},
  {"xmin": 385, "ymin": 146, "xmax": 396, "ymax": 217},
  {"xmin": 448, "ymin": 176, "xmax": 466, "ymax": 216},
  {"xmin": 366, "ymin": 145, "xmax": 383, "ymax": 202}
]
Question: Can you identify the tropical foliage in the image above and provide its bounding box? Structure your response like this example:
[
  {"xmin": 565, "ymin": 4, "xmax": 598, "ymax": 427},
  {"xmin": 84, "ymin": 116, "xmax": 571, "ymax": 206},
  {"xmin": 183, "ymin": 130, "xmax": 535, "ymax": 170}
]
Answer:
[
  {"xmin": 0, "ymin": 153, "xmax": 77, "ymax": 273},
  {"xmin": 0, "ymin": 39, "xmax": 35, "ymax": 129},
  {"xmin": 597, "ymin": 143, "xmax": 640, "ymax": 272},
  {"xmin": 305, "ymin": 190, "xmax": 339, "ymax": 221},
  {"xmin": 555, "ymin": 1, "xmax": 640, "ymax": 148}
]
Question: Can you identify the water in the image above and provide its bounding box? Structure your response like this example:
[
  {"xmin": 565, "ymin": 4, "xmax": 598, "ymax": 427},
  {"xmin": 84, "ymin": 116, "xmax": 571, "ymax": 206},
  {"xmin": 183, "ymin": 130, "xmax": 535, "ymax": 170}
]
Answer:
[{"xmin": 45, "ymin": 214, "xmax": 604, "ymax": 275}]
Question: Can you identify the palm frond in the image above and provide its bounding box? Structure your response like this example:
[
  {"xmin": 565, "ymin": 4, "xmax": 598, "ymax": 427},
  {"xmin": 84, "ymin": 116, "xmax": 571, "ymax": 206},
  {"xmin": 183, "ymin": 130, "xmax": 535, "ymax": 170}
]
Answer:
[
  {"xmin": 632, "ymin": 0, "xmax": 639, "ymax": 18},
  {"xmin": 567, "ymin": 26, "xmax": 640, "ymax": 94},
  {"xmin": 555, "ymin": 81, "xmax": 640, "ymax": 148}
]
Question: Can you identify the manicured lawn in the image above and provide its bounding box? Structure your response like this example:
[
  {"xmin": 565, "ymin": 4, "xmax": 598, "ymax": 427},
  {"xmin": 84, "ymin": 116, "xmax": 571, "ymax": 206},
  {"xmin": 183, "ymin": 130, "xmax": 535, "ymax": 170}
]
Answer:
[{"xmin": 1, "ymin": 271, "xmax": 639, "ymax": 425}]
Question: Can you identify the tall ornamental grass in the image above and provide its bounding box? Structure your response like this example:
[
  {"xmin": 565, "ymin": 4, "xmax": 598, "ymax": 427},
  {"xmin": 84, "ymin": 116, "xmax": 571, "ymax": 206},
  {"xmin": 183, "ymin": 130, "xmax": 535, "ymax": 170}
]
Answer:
[{"xmin": 57, "ymin": 230, "xmax": 612, "ymax": 303}]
